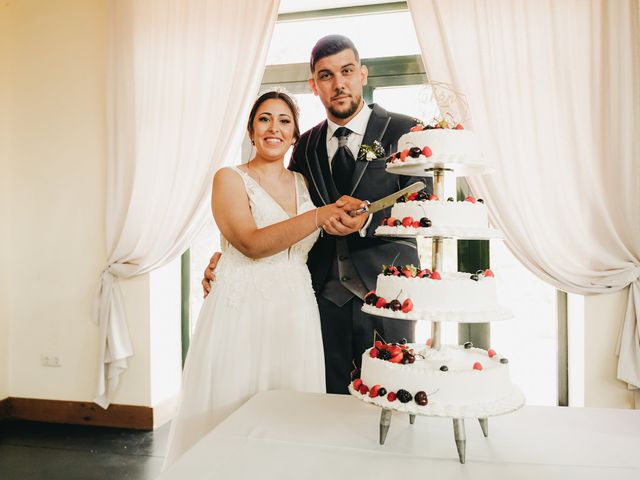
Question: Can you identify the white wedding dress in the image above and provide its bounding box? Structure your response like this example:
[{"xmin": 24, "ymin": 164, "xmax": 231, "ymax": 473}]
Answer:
[{"xmin": 163, "ymin": 166, "xmax": 326, "ymax": 468}]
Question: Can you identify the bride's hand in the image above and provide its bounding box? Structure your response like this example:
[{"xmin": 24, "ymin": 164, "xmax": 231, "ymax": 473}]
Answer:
[
  {"xmin": 335, "ymin": 195, "xmax": 368, "ymax": 214},
  {"xmin": 318, "ymin": 200, "xmax": 370, "ymax": 236},
  {"xmin": 316, "ymin": 203, "xmax": 351, "ymax": 226}
]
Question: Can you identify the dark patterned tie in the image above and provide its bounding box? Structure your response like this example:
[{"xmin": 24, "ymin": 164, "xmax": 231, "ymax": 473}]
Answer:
[{"xmin": 331, "ymin": 126, "xmax": 355, "ymax": 194}]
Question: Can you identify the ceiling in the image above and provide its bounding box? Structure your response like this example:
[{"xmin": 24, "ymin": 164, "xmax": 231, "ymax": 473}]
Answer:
[{"xmin": 278, "ymin": 0, "xmax": 399, "ymax": 14}]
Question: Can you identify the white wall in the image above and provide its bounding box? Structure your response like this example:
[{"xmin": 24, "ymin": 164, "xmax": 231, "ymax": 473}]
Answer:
[
  {"xmin": 3, "ymin": 0, "xmax": 182, "ymax": 410},
  {"xmin": 584, "ymin": 290, "xmax": 635, "ymax": 408},
  {"xmin": 0, "ymin": 3, "xmax": 11, "ymax": 401},
  {"xmin": 149, "ymin": 258, "xmax": 182, "ymax": 407},
  {"xmin": 5, "ymin": 0, "xmax": 108, "ymax": 401}
]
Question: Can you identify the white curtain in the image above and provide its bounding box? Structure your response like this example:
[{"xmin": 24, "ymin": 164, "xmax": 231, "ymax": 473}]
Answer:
[
  {"xmin": 93, "ymin": 0, "xmax": 280, "ymax": 408},
  {"xmin": 408, "ymin": 0, "xmax": 640, "ymax": 398}
]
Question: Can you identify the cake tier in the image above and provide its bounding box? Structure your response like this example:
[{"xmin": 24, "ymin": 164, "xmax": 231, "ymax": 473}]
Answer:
[
  {"xmin": 387, "ymin": 130, "xmax": 491, "ymax": 176},
  {"xmin": 364, "ymin": 271, "xmax": 512, "ymax": 322},
  {"xmin": 376, "ymin": 271, "xmax": 497, "ymax": 312},
  {"xmin": 349, "ymin": 344, "xmax": 525, "ymax": 418},
  {"xmin": 375, "ymin": 198, "xmax": 503, "ymax": 239},
  {"xmin": 393, "ymin": 199, "xmax": 488, "ymax": 228}
]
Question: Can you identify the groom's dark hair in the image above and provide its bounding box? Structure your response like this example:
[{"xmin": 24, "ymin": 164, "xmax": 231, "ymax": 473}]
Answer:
[{"xmin": 310, "ymin": 35, "xmax": 360, "ymax": 72}]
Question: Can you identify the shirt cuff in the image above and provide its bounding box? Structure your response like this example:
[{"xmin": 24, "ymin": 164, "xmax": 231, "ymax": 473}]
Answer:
[{"xmin": 359, "ymin": 214, "xmax": 373, "ymax": 237}]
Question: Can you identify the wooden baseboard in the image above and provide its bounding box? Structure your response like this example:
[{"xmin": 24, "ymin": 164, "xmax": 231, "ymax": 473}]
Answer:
[
  {"xmin": 4, "ymin": 397, "xmax": 154, "ymax": 430},
  {"xmin": 0, "ymin": 397, "xmax": 10, "ymax": 420}
]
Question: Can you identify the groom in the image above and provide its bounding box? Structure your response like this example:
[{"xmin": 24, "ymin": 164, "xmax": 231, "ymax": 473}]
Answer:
[{"xmin": 205, "ymin": 35, "xmax": 431, "ymax": 394}]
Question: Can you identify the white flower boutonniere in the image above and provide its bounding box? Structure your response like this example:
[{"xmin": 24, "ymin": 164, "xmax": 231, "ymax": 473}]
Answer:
[{"xmin": 357, "ymin": 140, "xmax": 385, "ymax": 161}]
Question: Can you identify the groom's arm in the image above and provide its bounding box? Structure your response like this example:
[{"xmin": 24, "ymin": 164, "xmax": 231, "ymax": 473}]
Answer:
[{"xmin": 202, "ymin": 252, "xmax": 221, "ymax": 297}]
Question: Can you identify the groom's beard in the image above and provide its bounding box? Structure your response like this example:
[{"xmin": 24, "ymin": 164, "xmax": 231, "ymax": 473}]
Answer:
[{"xmin": 329, "ymin": 94, "xmax": 362, "ymax": 120}]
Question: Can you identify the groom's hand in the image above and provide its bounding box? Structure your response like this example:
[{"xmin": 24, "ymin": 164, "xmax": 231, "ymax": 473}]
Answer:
[
  {"xmin": 323, "ymin": 195, "xmax": 370, "ymax": 235},
  {"xmin": 202, "ymin": 252, "xmax": 221, "ymax": 298},
  {"xmin": 335, "ymin": 195, "xmax": 368, "ymax": 213}
]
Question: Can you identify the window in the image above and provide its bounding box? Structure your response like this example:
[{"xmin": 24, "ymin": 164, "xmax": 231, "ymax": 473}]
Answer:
[{"xmin": 186, "ymin": 3, "xmax": 560, "ymax": 406}]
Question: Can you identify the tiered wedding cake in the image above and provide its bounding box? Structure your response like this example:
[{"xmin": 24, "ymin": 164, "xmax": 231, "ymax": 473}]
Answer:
[{"xmin": 349, "ymin": 120, "xmax": 525, "ymax": 464}]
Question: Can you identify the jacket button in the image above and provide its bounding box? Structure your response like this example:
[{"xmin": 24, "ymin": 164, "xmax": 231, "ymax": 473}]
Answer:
[
  {"xmin": 341, "ymin": 276, "xmax": 350, "ymax": 282},
  {"xmin": 339, "ymin": 255, "xmax": 347, "ymax": 261}
]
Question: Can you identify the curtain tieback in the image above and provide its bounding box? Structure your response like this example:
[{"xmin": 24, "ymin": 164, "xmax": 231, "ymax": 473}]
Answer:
[
  {"xmin": 591, "ymin": 265, "xmax": 640, "ymax": 290},
  {"xmin": 91, "ymin": 266, "xmax": 117, "ymax": 326}
]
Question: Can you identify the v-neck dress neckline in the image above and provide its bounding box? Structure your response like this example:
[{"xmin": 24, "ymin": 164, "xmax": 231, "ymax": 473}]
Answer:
[{"xmin": 233, "ymin": 166, "xmax": 299, "ymax": 219}]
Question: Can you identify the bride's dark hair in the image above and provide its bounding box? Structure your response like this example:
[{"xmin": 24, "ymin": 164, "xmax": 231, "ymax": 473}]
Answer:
[{"xmin": 247, "ymin": 90, "xmax": 301, "ymax": 143}]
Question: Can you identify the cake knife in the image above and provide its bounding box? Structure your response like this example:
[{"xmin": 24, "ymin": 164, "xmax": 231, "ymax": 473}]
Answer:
[{"xmin": 348, "ymin": 181, "xmax": 426, "ymax": 216}]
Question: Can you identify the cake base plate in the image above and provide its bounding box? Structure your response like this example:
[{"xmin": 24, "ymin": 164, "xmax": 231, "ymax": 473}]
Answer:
[
  {"xmin": 386, "ymin": 159, "xmax": 493, "ymax": 177},
  {"xmin": 348, "ymin": 384, "xmax": 525, "ymax": 419},
  {"xmin": 362, "ymin": 304, "xmax": 513, "ymax": 323},
  {"xmin": 375, "ymin": 225, "xmax": 503, "ymax": 240}
]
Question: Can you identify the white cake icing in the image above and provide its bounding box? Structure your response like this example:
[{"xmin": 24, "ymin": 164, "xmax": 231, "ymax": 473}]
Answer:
[
  {"xmin": 386, "ymin": 129, "xmax": 492, "ymax": 176},
  {"xmin": 374, "ymin": 272, "xmax": 497, "ymax": 313},
  {"xmin": 393, "ymin": 199, "xmax": 487, "ymax": 228},
  {"xmin": 375, "ymin": 198, "xmax": 504, "ymax": 239},
  {"xmin": 349, "ymin": 344, "xmax": 524, "ymax": 417},
  {"xmin": 395, "ymin": 129, "xmax": 483, "ymax": 166}
]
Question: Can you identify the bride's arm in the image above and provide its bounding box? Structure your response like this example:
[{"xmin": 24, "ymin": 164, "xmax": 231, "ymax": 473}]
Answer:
[{"xmin": 212, "ymin": 168, "xmax": 342, "ymax": 259}]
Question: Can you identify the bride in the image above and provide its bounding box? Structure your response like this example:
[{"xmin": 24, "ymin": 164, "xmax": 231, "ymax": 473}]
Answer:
[{"xmin": 163, "ymin": 90, "xmax": 364, "ymax": 467}]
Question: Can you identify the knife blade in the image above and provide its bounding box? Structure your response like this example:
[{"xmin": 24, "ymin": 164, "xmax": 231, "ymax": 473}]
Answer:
[{"xmin": 348, "ymin": 181, "xmax": 426, "ymax": 216}]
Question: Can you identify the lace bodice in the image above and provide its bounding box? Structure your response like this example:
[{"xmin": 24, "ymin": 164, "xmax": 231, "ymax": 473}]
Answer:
[{"xmin": 217, "ymin": 166, "xmax": 319, "ymax": 269}]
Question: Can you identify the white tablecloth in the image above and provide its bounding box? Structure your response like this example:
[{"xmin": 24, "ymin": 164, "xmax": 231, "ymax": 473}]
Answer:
[{"xmin": 158, "ymin": 390, "xmax": 640, "ymax": 480}]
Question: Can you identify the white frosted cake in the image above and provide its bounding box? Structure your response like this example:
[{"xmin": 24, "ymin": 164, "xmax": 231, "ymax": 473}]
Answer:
[
  {"xmin": 375, "ymin": 270, "xmax": 496, "ymax": 311},
  {"xmin": 385, "ymin": 126, "xmax": 491, "ymax": 176},
  {"xmin": 348, "ymin": 343, "xmax": 524, "ymax": 417},
  {"xmin": 361, "ymin": 267, "xmax": 510, "ymax": 322},
  {"xmin": 390, "ymin": 128, "xmax": 482, "ymax": 166},
  {"xmin": 374, "ymin": 194, "xmax": 501, "ymax": 239},
  {"xmin": 388, "ymin": 198, "xmax": 488, "ymax": 228}
]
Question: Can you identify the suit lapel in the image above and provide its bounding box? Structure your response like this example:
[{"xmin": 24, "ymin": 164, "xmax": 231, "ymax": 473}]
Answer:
[
  {"xmin": 305, "ymin": 121, "xmax": 333, "ymax": 205},
  {"xmin": 349, "ymin": 104, "xmax": 391, "ymax": 194}
]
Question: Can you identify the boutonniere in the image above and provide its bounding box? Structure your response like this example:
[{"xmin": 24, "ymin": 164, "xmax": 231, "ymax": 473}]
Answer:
[{"xmin": 357, "ymin": 140, "xmax": 385, "ymax": 161}]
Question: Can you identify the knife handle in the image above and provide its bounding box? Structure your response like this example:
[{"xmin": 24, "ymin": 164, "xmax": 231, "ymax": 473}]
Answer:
[{"xmin": 348, "ymin": 201, "xmax": 370, "ymax": 217}]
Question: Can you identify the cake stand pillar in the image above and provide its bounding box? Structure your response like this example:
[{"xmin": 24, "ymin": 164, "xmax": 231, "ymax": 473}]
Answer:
[
  {"xmin": 432, "ymin": 168, "xmax": 446, "ymax": 198},
  {"xmin": 453, "ymin": 418, "xmax": 466, "ymax": 464},
  {"xmin": 430, "ymin": 236, "xmax": 444, "ymax": 350},
  {"xmin": 409, "ymin": 414, "xmax": 416, "ymax": 424},
  {"xmin": 429, "ymin": 168, "xmax": 447, "ymax": 351},
  {"xmin": 379, "ymin": 408, "xmax": 393, "ymax": 445}
]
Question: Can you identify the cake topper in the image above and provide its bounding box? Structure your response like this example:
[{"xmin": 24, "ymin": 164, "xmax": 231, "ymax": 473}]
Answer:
[{"xmin": 428, "ymin": 81, "xmax": 471, "ymax": 125}]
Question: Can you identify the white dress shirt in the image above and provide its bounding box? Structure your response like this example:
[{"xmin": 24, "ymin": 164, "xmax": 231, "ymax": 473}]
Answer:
[
  {"xmin": 326, "ymin": 103, "xmax": 372, "ymax": 171},
  {"xmin": 325, "ymin": 103, "xmax": 374, "ymax": 235}
]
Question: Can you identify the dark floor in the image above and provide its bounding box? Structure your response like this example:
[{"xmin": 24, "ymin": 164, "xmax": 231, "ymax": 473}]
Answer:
[{"xmin": 0, "ymin": 420, "xmax": 170, "ymax": 480}]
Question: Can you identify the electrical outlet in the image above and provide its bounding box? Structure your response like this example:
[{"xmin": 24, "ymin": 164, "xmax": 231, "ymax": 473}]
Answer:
[{"xmin": 41, "ymin": 354, "xmax": 62, "ymax": 367}]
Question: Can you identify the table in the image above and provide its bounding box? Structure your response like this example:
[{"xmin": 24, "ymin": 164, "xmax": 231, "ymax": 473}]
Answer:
[{"xmin": 158, "ymin": 390, "xmax": 640, "ymax": 480}]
